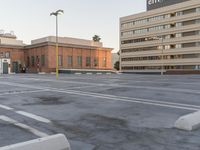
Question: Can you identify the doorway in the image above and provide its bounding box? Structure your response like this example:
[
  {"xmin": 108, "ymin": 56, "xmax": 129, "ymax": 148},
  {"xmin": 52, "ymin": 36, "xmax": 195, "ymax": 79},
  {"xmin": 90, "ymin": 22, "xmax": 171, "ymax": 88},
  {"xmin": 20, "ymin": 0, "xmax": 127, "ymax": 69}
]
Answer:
[
  {"xmin": 3, "ymin": 62, "xmax": 8, "ymax": 74},
  {"xmin": 12, "ymin": 62, "xmax": 19, "ymax": 73}
]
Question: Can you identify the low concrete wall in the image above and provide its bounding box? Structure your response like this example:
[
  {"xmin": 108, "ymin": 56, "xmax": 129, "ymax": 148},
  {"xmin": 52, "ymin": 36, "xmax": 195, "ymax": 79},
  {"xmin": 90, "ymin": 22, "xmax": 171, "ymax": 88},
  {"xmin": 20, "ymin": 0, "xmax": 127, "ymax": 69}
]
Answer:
[
  {"xmin": 59, "ymin": 69, "xmax": 114, "ymax": 74},
  {"xmin": 166, "ymin": 70, "xmax": 200, "ymax": 75},
  {"xmin": 175, "ymin": 111, "xmax": 200, "ymax": 131},
  {"xmin": 0, "ymin": 134, "xmax": 70, "ymax": 150}
]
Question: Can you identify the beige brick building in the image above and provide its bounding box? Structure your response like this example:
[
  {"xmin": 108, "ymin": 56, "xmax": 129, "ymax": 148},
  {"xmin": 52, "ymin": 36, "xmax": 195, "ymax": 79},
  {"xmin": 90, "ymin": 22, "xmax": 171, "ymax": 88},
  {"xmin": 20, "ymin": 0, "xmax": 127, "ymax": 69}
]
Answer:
[
  {"xmin": 0, "ymin": 34, "xmax": 112, "ymax": 73},
  {"xmin": 120, "ymin": 0, "xmax": 200, "ymax": 74},
  {"xmin": 25, "ymin": 36, "xmax": 112, "ymax": 73}
]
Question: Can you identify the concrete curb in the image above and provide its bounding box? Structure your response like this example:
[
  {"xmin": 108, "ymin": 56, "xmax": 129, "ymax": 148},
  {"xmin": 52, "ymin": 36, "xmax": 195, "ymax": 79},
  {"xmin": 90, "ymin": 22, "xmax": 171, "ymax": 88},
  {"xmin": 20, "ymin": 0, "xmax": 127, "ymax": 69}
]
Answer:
[
  {"xmin": 96, "ymin": 73, "xmax": 102, "ymax": 75},
  {"xmin": 74, "ymin": 73, "xmax": 82, "ymax": 75},
  {"xmin": 0, "ymin": 134, "xmax": 70, "ymax": 150},
  {"xmin": 38, "ymin": 72, "xmax": 46, "ymax": 75},
  {"xmin": 86, "ymin": 73, "xmax": 93, "ymax": 75},
  {"xmin": 175, "ymin": 110, "xmax": 200, "ymax": 131},
  {"xmin": 9, "ymin": 73, "xmax": 16, "ymax": 75}
]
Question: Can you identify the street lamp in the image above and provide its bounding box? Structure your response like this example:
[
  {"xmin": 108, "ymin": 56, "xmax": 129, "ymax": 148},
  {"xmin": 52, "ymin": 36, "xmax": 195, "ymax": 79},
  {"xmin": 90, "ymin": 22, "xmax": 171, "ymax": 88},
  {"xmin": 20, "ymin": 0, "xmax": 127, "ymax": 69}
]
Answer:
[{"xmin": 50, "ymin": 9, "xmax": 64, "ymax": 79}]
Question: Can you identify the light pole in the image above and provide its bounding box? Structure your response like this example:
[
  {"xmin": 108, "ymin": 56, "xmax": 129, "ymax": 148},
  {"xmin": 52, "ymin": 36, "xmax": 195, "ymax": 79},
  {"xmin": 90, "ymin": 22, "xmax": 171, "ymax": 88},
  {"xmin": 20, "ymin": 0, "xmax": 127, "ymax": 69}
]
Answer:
[{"xmin": 50, "ymin": 9, "xmax": 64, "ymax": 79}]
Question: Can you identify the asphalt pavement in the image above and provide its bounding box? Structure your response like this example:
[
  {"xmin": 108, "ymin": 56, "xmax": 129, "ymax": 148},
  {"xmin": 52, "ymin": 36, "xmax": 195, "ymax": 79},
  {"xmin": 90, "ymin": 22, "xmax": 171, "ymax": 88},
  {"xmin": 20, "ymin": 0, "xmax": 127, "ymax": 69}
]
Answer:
[{"xmin": 0, "ymin": 73, "xmax": 200, "ymax": 150}]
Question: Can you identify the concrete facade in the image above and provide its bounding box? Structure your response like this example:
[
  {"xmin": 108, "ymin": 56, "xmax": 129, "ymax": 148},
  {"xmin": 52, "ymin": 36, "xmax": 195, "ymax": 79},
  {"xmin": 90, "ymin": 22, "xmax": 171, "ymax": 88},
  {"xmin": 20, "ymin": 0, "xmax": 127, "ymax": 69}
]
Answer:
[{"xmin": 120, "ymin": 0, "xmax": 200, "ymax": 74}]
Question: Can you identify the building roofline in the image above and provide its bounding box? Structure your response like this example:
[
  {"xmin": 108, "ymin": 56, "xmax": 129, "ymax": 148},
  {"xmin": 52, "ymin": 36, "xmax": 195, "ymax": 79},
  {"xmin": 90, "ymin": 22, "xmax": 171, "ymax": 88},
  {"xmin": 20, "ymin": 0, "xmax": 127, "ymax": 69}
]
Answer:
[
  {"xmin": 24, "ymin": 42, "xmax": 113, "ymax": 51},
  {"xmin": 0, "ymin": 44, "xmax": 24, "ymax": 49},
  {"xmin": 120, "ymin": 0, "xmax": 198, "ymax": 22}
]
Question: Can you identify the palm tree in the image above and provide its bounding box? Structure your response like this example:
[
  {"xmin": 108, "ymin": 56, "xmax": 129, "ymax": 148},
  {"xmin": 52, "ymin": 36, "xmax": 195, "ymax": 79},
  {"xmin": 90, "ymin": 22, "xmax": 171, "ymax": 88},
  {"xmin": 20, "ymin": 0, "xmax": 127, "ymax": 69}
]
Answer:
[{"xmin": 92, "ymin": 35, "xmax": 101, "ymax": 42}]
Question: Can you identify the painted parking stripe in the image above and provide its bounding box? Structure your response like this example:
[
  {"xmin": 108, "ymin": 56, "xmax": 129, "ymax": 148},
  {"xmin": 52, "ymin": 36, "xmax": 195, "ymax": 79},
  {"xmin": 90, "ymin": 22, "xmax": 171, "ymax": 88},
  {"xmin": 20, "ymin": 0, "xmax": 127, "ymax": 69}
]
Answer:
[
  {"xmin": 0, "ymin": 104, "xmax": 13, "ymax": 110},
  {"xmin": 0, "ymin": 116, "xmax": 49, "ymax": 137},
  {"xmin": 0, "ymin": 89, "xmax": 48, "ymax": 96},
  {"xmin": 16, "ymin": 111, "xmax": 51, "ymax": 124},
  {"xmin": 5, "ymin": 77, "xmax": 200, "ymax": 95},
  {"xmin": 65, "ymin": 85, "xmax": 103, "ymax": 90},
  {"xmin": 1, "ymin": 81, "xmax": 200, "ymax": 111},
  {"xmin": 8, "ymin": 77, "xmax": 105, "ymax": 86},
  {"xmin": 16, "ymin": 75, "xmax": 200, "ymax": 86},
  {"xmin": 54, "ymin": 90, "xmax": 199, "ymax": 111},
  {"xmin": 68, "ymin": 90, "xmax": 200, "ymax": 109},
  {"xmin": 38, "ymin": 88, "xmax": 200, "ymax": 111}
]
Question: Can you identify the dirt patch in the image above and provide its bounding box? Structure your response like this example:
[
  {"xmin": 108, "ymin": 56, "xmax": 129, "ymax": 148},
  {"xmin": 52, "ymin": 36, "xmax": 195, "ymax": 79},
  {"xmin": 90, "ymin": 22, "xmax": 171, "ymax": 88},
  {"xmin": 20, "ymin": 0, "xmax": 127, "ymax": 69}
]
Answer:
[
  {"xmin": 52, "ymin": 121, "xmax": 91, "ymax": 139},
  {"xmin": 23, "ymin": 96, "xmax": 72, "ymax": 106},
  {"xmin": 80, "ymin": 114, "xmax": 128, "ymax": 129},
  {"xmin": 37, "ymin": 96, "xmax": 65, "ymax": 105},
  {"xmin": 105, "ymin": 87, "xmax": 130, "ymax": 93}
]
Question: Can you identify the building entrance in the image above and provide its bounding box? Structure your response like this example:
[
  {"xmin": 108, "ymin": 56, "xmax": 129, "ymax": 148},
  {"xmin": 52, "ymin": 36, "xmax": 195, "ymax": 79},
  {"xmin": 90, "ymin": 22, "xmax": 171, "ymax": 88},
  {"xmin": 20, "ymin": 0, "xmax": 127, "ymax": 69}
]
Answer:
[
  {"xmin": 3, "ymin": 62, "xmax": 8, "ymax": 74},
  {"xmin": 0, "ymin": 59, "xmax": 11, "ymax": 74},
  {"xmin": 12, "ymin": 62, "xmax": 19, "ymax": 73}
]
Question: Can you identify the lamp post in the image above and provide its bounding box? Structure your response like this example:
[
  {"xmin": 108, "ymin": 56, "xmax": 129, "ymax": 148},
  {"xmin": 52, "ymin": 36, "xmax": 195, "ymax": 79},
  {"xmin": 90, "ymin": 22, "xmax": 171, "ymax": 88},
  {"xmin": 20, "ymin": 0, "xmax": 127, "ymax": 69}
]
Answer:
[{"xmin": 50, "ymin": 9, "xmax": 64, "ymax": 79}]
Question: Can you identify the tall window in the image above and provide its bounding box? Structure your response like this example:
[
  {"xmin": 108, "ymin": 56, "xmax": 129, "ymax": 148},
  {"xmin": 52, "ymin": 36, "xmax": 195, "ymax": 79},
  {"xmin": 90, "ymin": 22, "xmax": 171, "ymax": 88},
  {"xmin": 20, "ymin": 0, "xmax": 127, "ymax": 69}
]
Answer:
[
  {"xmin": 77, "ymin": 56, "xmax": 82, "ymax": 66},
  {"xmin": 86, "ymin": 57, "xmax": 91, "ymax": 67},
  {"xmin": 36, "ymin": 56, "xmax": 40, "ymax": 66},
  {"xmin": 5, "ymin": 52, "xmax": 10, "ymax": 58},
  {"xmin": 103, "ymin": 57, "xmax": 106, "ymax": 67},
  {"xmin": 94, "ymin": 58, "xmax": 98, "ymax": 67},
  {"xmin": 58, "ymin": 55, "xmax": 63, "ymax": 66},
  {"xmin": 41, "ymin": 55, "xmax": 45, "ymax": 66},
  {"xmin": 31, "ymin": 56, "xmax": 35, "ymax": 66},
  {"xmin": 67, "ymin": 56, "xmax": 73, "ymax": 66},
  {"xmin": 27, "ymin": 56, "xmax": 30, "ymax": 67}
]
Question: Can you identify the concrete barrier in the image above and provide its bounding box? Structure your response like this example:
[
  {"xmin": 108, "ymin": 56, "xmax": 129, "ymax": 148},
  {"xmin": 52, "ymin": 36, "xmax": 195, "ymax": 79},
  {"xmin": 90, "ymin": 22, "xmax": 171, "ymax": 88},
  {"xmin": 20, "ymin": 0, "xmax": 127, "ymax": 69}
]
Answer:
[
  {"xmin": 96, "ymin": 73, "xmax": 102, "ymax": 75},
  {"xmin": 74, "ymin": 73, "xmax": 82, "ymax": 75},
  {"xmin": 38, "ymin": 72, "xmax": 46, "ymax": 75},
  {"xmin": 86, "ymin": 73, "xmax": 93, "ymax": 75},
  {"xmin": 9, "ymin": 73, "xmax": 16, "ymax": 75},
  {"xmin": 116, "ymin": 72, "xmax": 122, "ymax": 75},
  {"xmin": 106, "ymin": 73, "xmax": 111, "ymax": 75},
  {"xmin": 175, "ymin": 110, "xmax": 200, "ymax": 131},
  {"xmin": 0, "ymin": 134, "xmax": 70, "ymax": 150}
]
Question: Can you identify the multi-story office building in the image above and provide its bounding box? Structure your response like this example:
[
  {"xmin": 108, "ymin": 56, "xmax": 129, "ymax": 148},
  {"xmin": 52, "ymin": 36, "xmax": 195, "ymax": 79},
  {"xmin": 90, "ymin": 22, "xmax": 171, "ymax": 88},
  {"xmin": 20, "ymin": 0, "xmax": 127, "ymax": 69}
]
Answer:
[{"xmin": 120, "ymin": 0, "xmax": 200, "ymax": 74}]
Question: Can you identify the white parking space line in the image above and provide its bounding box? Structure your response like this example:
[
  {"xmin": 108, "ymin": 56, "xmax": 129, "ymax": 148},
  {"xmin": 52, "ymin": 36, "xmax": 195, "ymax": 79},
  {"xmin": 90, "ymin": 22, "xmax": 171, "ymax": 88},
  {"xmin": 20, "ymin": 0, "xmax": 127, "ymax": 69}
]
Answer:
[
  {"xmin": 107, "ymin": 84, "xmax": 200, "ymax": 94},
  {"xmin": 65, "ymin": 85, "xmax": 104, "ymax": 90},
  {"xmin": 53, "ymin": 89, "xmax": 199, "ymax": 111},
  {"xmin": 13, "ymin": 77, "xmax": 105, "ymax": 86},
  {"xmin": 0, "ymin": 81, "xmax": 45, "ymax": 90},
  {"xmin": 0, "ymin": 104, "xmax": 14, "ymax": 110},
  {"xmin": 0, "ymin": 88, "xmax": 51, "ymax": 124},
  {"xmin": 3, "ymin": 77, "xmax": 200, "ymax": 94},
  {"xmin": 0, "ymin": 81, "xmax": 198, "ymax": 111},
  {"xmin": 67, "ymin": 90, "xmax": 200, "ymax": 109},
  {"xmin": 16, "ymin": 111, "xmax": 51, "ymax": 124},
  {"xmin": 0, "ymin": 116, "xmax": 49, "ymax": 137},
  {"xmin": 0, "ymin": 89, "xmax": 48, "ymax": 96},
  {"xmin": 118, "ymin": 80, "xmax": 200, "ymax": 86}
]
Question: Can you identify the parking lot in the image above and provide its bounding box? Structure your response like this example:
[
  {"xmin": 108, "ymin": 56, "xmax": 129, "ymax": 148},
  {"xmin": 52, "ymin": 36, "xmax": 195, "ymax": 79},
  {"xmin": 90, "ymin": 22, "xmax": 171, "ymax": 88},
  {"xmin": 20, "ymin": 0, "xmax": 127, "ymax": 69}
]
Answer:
[{"xmin": 0, "ymin": 73, "xmax": 200, "ymax": 150}]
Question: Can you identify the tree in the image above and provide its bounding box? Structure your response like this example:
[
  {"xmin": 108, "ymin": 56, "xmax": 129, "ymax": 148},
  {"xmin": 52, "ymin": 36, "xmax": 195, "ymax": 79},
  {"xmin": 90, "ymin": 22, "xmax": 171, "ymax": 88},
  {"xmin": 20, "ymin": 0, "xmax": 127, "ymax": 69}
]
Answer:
[
  {"xmin": 92, "ymin": 35, "xmax": 101, "ymax": 42},
  {"xmin": 114, "ymin": 61, "xmax": 120, "ymax": 71}
]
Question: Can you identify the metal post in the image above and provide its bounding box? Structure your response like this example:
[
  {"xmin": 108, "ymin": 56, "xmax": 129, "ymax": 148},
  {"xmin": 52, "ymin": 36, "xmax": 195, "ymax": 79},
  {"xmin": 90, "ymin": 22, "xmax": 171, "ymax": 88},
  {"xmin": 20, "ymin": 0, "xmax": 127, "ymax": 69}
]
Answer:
[
  {"xmin": 50, "ymin": 9, "xmax": 64, "ymax": 80},
  {"xmin": 56, "ymin": 15, "xmax": 59, "ymax": 80}
]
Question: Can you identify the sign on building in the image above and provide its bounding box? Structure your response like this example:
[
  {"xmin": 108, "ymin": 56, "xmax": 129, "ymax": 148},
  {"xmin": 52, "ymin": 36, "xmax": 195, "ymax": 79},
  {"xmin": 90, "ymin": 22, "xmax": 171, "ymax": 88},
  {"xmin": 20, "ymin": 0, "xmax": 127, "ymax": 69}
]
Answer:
[{"xmin": 147, "ymin": 0, "xmax": 190, "ymax": 11}]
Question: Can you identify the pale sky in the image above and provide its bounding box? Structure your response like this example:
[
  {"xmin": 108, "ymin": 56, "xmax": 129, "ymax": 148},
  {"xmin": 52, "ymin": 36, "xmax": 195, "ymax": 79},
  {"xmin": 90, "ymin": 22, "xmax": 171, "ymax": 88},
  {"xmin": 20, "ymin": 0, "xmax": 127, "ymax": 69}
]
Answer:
[{"xmin": 0, "ymin": 0, "xmax": 146, "ymax": 52}]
